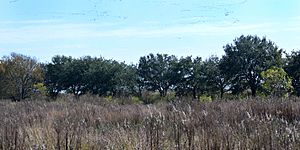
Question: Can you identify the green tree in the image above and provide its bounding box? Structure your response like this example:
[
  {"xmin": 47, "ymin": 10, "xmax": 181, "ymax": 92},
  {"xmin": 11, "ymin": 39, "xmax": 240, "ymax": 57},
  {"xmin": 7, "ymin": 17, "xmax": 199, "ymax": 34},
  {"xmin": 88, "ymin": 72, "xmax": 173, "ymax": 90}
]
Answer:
[
  {"xmin": 173, "ymin": 56, "xmax": 194, "ymax": 97},
  {"xmin": 45, "ymin": 55, "xmax": 72, "ymax": 98},
  {"xmin": 285, "ymin": 50, "xmax": 300, "ymax": 96},
  {"xmin": 219, "ymin": 35, "xmax": 283, "ymax": 97},
  {"xmin": 261, "ymin": 67, "xmax": 293, "ymax": 97},
  {"xmin": 85, "ymin": 58, "xmax": 116, "ymax": 96},
  {"xmin": 203, "ymin": 56, "xmax": 230, "ymax": 99},
  {"xmin": 1, "ymin": 53, "xmax": 43, "ymax": 101},
  {"xmin": 112, "ymin": 63, "xmax": 138, "ymax": 97},
  {"xmin": 138, "ymin": 53, "xmax": 177, "ymax": 97},
  {"xmin": 174, "ymin": 56, "xmax": 209, "ymax": 99},
  {"xmin": 189, "ymin": 57, "xmax": 206, "ymax": 99},
  {"xmin": 64, "ymin": 57, "xmax": 90, "ymax": 97}
]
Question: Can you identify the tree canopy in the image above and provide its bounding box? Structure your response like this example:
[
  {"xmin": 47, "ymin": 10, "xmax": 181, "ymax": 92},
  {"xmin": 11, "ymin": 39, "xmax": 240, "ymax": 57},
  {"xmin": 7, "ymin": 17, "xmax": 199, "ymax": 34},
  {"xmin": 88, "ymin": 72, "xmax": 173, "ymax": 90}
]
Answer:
[
  {"xmin": 285, "ymin": 50, "xmax": 300, "ymax": 96},
  {"xmin": 138, "ymin": 53, "xmax": 177, "ymax": 97},
  {"xmin": 0, "ymin": 53, "xmax": 43, "ymax": 101},
  {"xmin": 45, "ymin": 56, "xmax": 138, "ymax": 99},
  {"xmin": 219, "ymin": 35, "xmax": 283, "ymax": 97},
  {"xmin": 261, "ymin": 67, "xmax": 293, "ymax": 97},
  {"xmin": 1, "ymin": 35, "xmax": 300, "ymax": 102}
]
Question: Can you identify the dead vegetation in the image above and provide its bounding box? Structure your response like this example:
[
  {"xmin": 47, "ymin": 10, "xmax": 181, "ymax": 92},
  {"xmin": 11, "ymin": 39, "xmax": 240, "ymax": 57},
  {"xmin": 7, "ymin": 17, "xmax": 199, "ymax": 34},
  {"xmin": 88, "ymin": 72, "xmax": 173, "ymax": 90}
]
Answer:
[{"xmin": 1, "ymin": 97, "xmax": 300, "ymax": 149}]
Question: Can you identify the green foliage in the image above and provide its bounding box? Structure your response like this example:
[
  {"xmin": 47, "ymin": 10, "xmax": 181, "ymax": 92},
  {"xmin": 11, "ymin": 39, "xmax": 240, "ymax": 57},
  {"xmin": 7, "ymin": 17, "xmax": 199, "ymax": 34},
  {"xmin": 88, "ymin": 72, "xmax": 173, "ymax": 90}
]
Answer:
[
  {"xmin": 44, "ymin": 55, "xmax": 72, "ymax": 98},
  {"xmin": 199, "ymin": 95, "xmax": 212, "ymax": 102},
  {"xmin": 261, "ymin": 67, "xmax": 293, "ymax": 97},
  {"xmin": 105, "ymin": 95, "xmax": 113, "ymax": 102},
  {"xmin": 33, "ymin": 83, "xmax": 47, "ymax": 95},
  {"xmin": 85, "ymin": 58, "xmax": 137, "ymax": 97},
  {"xmin": 173, "ymin": 56, "xmax": 194, "ymax": 97},
  {"xmin": 64, "ymin": 57, "xmax": 90, "ymax": 97},
  {"xmin": 285, "ymin": 50, "xmax": 300, "ymax": 96},
  {"xmin": 203, "ymin": 56, "xmax": 230, "ymax": 99},
  {"xmin": 85, "ymin": 57, "xmax": 115, "ymax": 96},
  {"xmin": 138, "ymin": 53, "xmax": 177, "ymax": 97},
  {"xmin": 174, "ymin": 56, "xmax": 210, "ymax": 99},
  {"xmin": 219, "ymin": 35, "xmax": 283, "ymax": 97},
  {"xmin": 174, "ymin": 56, "xmax": 193, "ymax": 97},
  {"xmin": 111, "ymin": 63, "xmax": 138, "ymax": 97},
  {"xmin": 45, "ymin": 56, "xmax": 138, "ymax": 99},
  {"xmin": 2, "ymin": 35, "xmax": 298, "ymax": 100}
]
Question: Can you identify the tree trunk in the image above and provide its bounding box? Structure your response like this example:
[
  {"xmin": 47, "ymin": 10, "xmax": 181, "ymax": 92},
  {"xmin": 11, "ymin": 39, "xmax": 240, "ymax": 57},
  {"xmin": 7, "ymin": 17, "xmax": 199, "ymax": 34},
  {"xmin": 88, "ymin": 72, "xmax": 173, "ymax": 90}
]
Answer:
[
  {"xmin": 192, "ymin": 87, "xmax": 197, "ymax": 99},
  {"xmin": 251, "ymin": 87, "xmax": 257, "ymax": 97},
  {"xmin": 138, "ymin": 85, "xmax": 142, "ymax": 97},
  {"xmin": 220, "ymin": 88, "xmax": 224, "ymax": 99},
  {"xmin": 159, "ymin": 89, "xmax": 167, "ymax": 97},
  {"xmin": 19, "ymin": 84, "xmax": 23, "ymax": 101}
]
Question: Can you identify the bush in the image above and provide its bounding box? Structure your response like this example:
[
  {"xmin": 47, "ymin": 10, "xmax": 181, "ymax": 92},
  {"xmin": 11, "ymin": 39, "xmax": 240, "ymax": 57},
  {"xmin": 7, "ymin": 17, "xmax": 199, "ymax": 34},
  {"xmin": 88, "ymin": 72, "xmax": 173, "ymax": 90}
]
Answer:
[{"xmin": 199, "ymin": 95, "xmax": 212, "ymax": 102}]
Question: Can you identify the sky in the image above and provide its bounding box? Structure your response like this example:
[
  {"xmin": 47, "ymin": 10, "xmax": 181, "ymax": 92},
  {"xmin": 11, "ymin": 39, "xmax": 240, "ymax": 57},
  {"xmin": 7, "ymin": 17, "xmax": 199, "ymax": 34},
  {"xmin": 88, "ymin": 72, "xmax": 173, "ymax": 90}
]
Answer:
[{"xmin": 0, "ymin": 0, "xmax": 299, "ymax": 64}]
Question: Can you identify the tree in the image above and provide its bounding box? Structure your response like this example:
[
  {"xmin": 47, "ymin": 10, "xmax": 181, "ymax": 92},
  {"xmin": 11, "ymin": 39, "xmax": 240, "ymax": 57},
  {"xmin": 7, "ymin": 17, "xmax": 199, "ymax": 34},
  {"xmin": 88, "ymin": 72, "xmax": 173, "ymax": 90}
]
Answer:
[
  {"xmin": 188, "ymin": 57, "xmax": 206, "ymax": 99},
  {"xmin": 174, "ymin": 56, "xmax": 209, "ymax": 99},
  {"xmin": 64, "ymin": 57, "xmax": 90, "ymax": 97},
  {"xmin": 173, "ymin": 56, "xmax": 194, "ymax": 97},
  {"xmin": 112, "ymin": 63, "xmax": 138, "ymax": 97},
  {"xmin": 138, "ymin": 53, "xmax": 177, "ymax": 97},
  {"xmin": 203, "ymin": 56, "xmax": 230, "ymax": 99},
  {"xmin": 45, "ymin": 55, "xmax": 72, "ymax": 98},
  {"xmin": 261, "ymin": 67, "xmax": 293, "ymax": 97},
  {"xmin": 1, "ymin": 53, "xmax": 43, "ymax": 101},
  {"xmin": 85, "ymin": 58, "xmax": 116, "ymax": 96},
  {"xmin": 219, "ymin": 35, "xmax": 283, "ymax": 97},
  {"xmin": 45, "ymin": 55, "xmax": 138, "ymax": 98},
  {"xmin": 285, "ymin": 50, "xmax": 300, "ymax": 96}
]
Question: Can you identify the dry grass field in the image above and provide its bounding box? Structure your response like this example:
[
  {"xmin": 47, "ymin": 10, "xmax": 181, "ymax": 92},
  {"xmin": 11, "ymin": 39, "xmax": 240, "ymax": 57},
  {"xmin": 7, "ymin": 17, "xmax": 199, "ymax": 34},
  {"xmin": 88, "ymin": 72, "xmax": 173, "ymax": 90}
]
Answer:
[{"xmin": 1, "ymin": 96, "xmax": 300, "ymax": 149}]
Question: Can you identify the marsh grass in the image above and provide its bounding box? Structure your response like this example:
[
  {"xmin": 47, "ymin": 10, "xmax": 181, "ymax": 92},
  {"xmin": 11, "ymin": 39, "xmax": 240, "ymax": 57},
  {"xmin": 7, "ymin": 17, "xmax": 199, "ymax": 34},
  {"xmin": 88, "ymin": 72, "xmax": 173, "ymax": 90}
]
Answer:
[{"xmin": 1, "ymin": 97, "xmax": 300, "ymax": 149}]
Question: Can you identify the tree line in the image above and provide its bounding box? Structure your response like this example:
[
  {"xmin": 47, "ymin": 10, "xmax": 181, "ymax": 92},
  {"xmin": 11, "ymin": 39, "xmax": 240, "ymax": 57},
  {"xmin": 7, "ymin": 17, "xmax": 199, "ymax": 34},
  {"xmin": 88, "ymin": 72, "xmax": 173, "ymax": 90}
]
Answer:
[{"xmin": 0, "ymin": 35, "xmax": 300, "ymax": 101}]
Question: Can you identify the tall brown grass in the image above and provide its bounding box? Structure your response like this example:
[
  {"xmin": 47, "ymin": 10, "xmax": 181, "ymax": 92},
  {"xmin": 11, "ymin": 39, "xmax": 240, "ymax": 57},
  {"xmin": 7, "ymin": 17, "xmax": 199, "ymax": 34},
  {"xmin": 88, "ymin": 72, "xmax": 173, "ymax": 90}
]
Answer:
[{"xmin": 1, "ymin": 96, "xmax": 300, "ymax": 149}]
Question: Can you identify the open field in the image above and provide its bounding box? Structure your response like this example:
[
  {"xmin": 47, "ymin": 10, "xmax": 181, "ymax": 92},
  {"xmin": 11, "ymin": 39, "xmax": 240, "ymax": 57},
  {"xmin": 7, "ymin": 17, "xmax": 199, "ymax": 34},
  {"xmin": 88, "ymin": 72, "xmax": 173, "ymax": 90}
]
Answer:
[{"xmin": 1, "ymin": 97, "xmax": 300, "ymax": 149}]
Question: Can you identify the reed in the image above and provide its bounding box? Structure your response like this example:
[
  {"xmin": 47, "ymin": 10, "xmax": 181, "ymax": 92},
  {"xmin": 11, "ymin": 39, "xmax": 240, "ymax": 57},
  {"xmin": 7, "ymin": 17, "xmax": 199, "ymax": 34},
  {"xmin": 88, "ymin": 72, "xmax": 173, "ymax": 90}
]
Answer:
[{"xmin": 0, "ymin": 97, "xmax": 300, "ymax": 149}]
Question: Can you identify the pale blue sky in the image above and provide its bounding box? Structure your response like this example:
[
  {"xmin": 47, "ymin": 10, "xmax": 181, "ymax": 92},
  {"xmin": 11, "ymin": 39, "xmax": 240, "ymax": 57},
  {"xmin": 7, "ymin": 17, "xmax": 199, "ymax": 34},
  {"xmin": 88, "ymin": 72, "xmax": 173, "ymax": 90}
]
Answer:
[{"xmin": 0, "ymin": 0, "xmax": 299, "ymax": 63}]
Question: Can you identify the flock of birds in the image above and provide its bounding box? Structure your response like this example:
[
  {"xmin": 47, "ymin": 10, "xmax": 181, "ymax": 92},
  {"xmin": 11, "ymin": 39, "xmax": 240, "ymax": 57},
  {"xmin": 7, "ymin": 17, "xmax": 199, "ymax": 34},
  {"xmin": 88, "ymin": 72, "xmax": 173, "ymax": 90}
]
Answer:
[{"xmin": 8, "ymin": 0, "xmax": 248, "ymax": 24}]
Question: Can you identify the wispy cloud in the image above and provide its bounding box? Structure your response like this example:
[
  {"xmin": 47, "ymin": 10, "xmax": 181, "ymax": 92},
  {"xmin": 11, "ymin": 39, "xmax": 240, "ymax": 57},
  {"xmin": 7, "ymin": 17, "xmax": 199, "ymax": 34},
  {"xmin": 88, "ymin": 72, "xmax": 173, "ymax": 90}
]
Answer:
[
  {"xmin": 0, "ymin": 21, "xmax": 268, "ymax": 42},
  {"xmin": 0, "ymin": 20, "xmax": 277, "ymax": 44},
  {"xmin": 0, "ymin": 19, "xmax": 61, "ymax": 25},
  {"xmin": 105, "ymin": 23, "xmax": 273, "ymax": 38}
]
